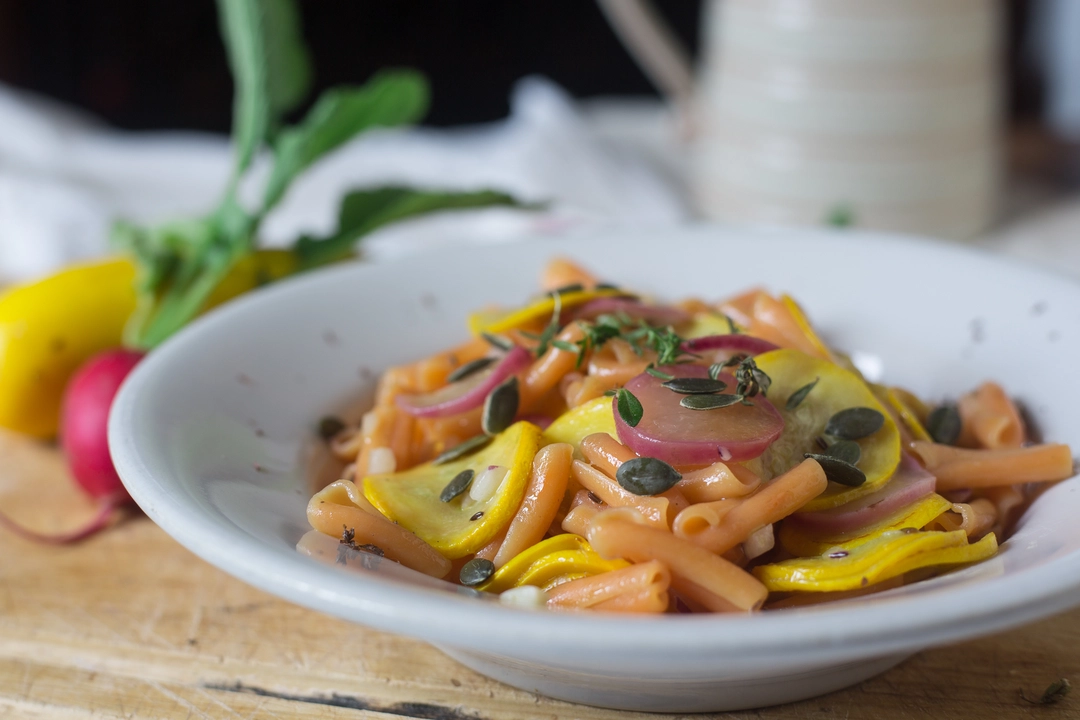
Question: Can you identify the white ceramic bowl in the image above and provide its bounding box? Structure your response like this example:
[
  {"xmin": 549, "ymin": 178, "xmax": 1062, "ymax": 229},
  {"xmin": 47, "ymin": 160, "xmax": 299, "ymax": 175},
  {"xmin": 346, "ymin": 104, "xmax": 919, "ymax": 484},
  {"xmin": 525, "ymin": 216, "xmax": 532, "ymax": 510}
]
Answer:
[{"xmin": 110, "ymin": 226, "xmax": 1080, "ymax": 712}]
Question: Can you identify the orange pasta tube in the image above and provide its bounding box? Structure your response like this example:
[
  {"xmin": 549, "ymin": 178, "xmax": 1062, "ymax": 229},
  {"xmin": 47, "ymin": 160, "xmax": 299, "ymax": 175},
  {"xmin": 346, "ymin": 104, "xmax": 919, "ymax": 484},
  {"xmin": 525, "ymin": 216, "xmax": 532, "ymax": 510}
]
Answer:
[
  {"xmin": 587, "ymin": 510, "xmax": 768, "ymax": 612},
  {"xmin": 591, "ymin": 583, "xmax": 670, "ymax": 613},
  {"xmin": 474, "ymin": 529, "xmax": 507, "ymax": 562},
  {"xmin": 564, "ymin": 373, "xmax": 622, "ymax": 409},
  {"xmin": 541, "ymin": 257, "xmax": 600, "ymax": 291},
  {"xmin": 546, "ymin": 560, "xmax": 670, "ymax": 609},
  {"xmin": 519, "ymin": 324, "xmax": 587, "ymax": 412},
  {"xmin": 354, "ymin": 407, "xmax": 396, "ymax": 474},
  {"xmin": 571, "ymin": 459, "xmax": 677, "ymax": 529},
  {"xmin": 911, "ymin": 442, "xmax": 1074, "ymax": 490},
  {"xmin": 562, "ymin": 502, "xmax": 601, "ymax": 537},
  {"xmin": 958, "ymin": 381, "xmax": 1025, "ymax": 449},
  {"xmin": 674, "ymin": 458, "xmax": 828, "ymax": 554},
  {"xmin": 677, "ymin": 461, "xmax": 762, "ymax": 503},
  {"xmin": 493, "ymin": 443, "xmax": 573, "ymax": 567},
  {"xmin": 307, "ymin": 481, "xmax": 451, "ymax": 578}
]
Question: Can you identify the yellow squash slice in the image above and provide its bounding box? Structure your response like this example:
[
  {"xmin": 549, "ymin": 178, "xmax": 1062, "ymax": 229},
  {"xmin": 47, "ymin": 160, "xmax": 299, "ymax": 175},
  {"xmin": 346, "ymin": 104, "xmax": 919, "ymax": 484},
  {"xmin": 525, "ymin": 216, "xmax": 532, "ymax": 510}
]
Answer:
[
  {"xmin": 778, "ymin": 493, "xmax": 953, "ymax": 557},
  {"xmin": 479, "ymin": 533, "xmax": 629, "ymax": 593},
  {"xmin": 755, "ymin": 349, "xmax": 901, "ymax": 511},
  {"xmin": 363, "ymin": 422, "xmax": 542, "ymax": 559},
  {"xmin": 754, "ymin": 529, "xmax": 998, "ymax": 593},
  {"xmin": 542, "ymin": 395, "xmax": 616, "ymax": 450},
  {"xmin": 468, "ymin": 287, "xmax": 623, "ymax": 336}
]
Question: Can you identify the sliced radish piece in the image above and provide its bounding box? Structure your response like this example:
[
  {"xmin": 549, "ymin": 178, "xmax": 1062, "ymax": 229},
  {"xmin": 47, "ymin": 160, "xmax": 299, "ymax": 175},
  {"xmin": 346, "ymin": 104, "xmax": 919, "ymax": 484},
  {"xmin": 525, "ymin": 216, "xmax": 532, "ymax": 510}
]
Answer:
[
  {"xmin": 396, "ymin": 346, "xmax": 532, "ymax": 418},
  {"xmin": 614, "ymin": 365, "xmax": 784, "ymax": 465}
]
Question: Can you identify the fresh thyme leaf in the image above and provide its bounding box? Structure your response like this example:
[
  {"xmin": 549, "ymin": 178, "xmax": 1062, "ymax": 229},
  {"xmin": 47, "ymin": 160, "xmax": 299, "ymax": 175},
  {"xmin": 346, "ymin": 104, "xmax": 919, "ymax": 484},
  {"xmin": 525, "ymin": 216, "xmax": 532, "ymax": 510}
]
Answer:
[
  {"xmin": 734, "ymin": 357, "xmax": 771, "ymax": 398},
  {"xmin": 725, "ymin": 315, "xmax": 739, "ymax": 334},
  {"xmin": 551, "ymin": 339, "xmax": 578, "ymax": 353},
  {"xmin": 645, "ymin": 365, "xmax": 675, "ymax": 381},
  {"xmin": 722, "ymin": 353, "xmax": 748, "ymax": 369},
  {"xmin": 1020, "ymin": 678, "xmax": 1071, "ymax": 705},
  {"xmin": 785, "ymin": 377, "xmax": 819, "ymax": 411},
  {"xmin": 534, "ymin": 291, "xmax": 563, "ymax": 357},
  {"xmin": 708, "ymin": 363, "xmax": 725, "ymax": 381},
  {"xmin": 603, "ymin": 389, "xmax": 618, "ymax": 397},
  {"xmin": 481, "ymin": 332, "xmax": 514, "ymax": 352},
  {"xmin": 616, "ymin": 388, "xmax": 644, "ymax": 427}
]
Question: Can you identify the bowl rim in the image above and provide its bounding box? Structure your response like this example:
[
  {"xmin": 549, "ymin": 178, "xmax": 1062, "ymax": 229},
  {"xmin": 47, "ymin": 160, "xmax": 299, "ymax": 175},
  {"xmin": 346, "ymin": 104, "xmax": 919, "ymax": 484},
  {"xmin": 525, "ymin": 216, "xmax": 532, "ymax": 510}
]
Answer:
[{"xmin": 109, "ymin": 224, "xmax": 1080, "ymax": 665}]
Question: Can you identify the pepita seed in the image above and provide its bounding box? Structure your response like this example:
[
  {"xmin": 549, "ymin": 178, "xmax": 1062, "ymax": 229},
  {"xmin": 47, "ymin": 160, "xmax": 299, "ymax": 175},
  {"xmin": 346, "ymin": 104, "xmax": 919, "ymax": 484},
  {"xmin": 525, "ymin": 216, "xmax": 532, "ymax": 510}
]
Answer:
[
  {"xmin": 439, "ymin": 469, "xmax": 475, "ymax": 503},
  {"xmin": 927, "ymin": 404, "xmax": 962, "ymax": 445},
  {"xmin": 823, "ymin": 439, "xmax": 861, "ymax": 465},
  {"xmin": 447, "ymin": 357, "xmax": 496, "ymax": 383},
  {"xmin": 804, "ymin": 453, "xmax": 867, "ymax": 487},
  {"xmin": 432, "ymin": 434, "xmax": 492, "ymax": 465},
  {"xmin": 680, "ymin": 394, "xmax": 744, "ymax": 410},
  {"xmin": 482, "ymin": 376, "xmax": 519, "ymax": 435},
  {"xmin": 661, "ymin": 377, "xmax": 728, "ymax": 395},
  {"xmin": 551, "ymin": 283, "xmax": 584, "ymax": 295},
  {"xmin": 824, "ymin": 407, "xmax": 885, "ymax": 440},
  {"xmin": 616, "ymin": 457, "xmax": 683, "ymax": 496},
  {"xmin": 459, "ymin": 557, "xmax": 495, "ymax": 586}
]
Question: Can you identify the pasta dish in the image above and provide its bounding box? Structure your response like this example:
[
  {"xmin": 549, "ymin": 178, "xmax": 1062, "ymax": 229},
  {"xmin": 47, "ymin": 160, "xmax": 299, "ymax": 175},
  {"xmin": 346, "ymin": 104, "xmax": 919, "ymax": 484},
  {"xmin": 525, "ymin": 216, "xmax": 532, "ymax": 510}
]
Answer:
[{"xmin": 299, "ymin": 258, "xmax": 1075, "ymax": 613}]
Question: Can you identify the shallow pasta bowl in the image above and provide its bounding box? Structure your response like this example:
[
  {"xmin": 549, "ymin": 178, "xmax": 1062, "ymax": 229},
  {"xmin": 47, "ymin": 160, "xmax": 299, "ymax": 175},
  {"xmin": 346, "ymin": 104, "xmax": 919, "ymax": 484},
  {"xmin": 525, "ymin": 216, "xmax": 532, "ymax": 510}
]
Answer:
[{"xmin": 110, "ymin": 226, "xmax": 1080, "ymax": 712}]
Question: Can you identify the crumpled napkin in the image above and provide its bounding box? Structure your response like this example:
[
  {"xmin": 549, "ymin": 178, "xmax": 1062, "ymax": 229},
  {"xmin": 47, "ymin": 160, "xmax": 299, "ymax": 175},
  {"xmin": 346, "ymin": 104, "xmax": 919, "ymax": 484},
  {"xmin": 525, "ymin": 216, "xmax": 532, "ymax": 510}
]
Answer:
[{"xmin": 0, "ymin": 76, "xmax": 689, "ymax": 282}]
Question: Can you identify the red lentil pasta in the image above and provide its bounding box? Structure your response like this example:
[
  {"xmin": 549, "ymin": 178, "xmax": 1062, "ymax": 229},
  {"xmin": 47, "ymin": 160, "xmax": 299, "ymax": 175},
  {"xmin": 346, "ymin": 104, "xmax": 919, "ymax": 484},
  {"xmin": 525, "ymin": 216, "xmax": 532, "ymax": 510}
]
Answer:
[{"xmin": 302, "ymin": 258, "xmax": 1076, "ymax": 613}]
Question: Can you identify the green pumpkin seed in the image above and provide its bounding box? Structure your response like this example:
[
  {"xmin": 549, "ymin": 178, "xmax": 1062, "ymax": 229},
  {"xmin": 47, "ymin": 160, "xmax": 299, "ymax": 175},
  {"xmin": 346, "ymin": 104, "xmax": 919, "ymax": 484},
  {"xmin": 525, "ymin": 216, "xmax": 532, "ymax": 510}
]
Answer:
[
  {"xmin": 680, "ymin": 394, "xmax": 744, "ymax": 410},
  {"xmin": 616, "ymin": 457, "xmax": 683, "ymax": 496},
  {"xmin": 616, "ymin": 388, "xmax": 644, "ymax": 427},
  {"xmin": 785, "ymin": 378, "xmax": 819, "ymax": 411},
  {"xmin": 433, "ymin": 434, "xmax": 493, "ymax": 465},
  {"xmin": 804, "ymin": 453, "xmax": 866, "ymax": 486},
  {"xmin": 459, "ymin": 558, "xmax": 495, "ymax": 586},
  {"xmin": 927, "ymin": 404, "xmax": 962, "ymax": 445},
  {"xmin": 482, "ymin": 376, "xmax": 520, "ymax": 435},
  {"xmin": 317, "ymin": 415, "xmax": 346, "ymax": 440},
  {"xmin": 447, "ymin": 357, "xmax": 496, "ymax": 383},
  {"xmin": 439, "ymin": 469, "xmax": 475, "ymax": 502},
  {"xmin": 551, "ymin": 283, "xmax": 584, "ymax": 295},
  {"xmin": 824, "ymin": 439, "xmax": 861, "ymax": 465},
  {"xmin": 661, "ymin": 377, "xmax": 728, "ymax": 395},
  {"xmin": 825, "ymin": 407, "xmax": 885, "ymax": 440}
]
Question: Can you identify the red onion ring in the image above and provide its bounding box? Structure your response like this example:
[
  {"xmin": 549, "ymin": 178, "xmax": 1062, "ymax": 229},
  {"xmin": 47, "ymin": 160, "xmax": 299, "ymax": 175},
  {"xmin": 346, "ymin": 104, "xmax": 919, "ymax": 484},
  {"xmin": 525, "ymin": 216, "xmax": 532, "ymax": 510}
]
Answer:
[
  {"xmin": 681, "ymin": 334, "xmax": 779, "ymax": 356},
  {"xmin": 787, "ymin": 453, "xmax": 936, "ymax": 535},
  {"xmin": 396, "ymin": 346, "xmax": 532, "ymax": 418}
]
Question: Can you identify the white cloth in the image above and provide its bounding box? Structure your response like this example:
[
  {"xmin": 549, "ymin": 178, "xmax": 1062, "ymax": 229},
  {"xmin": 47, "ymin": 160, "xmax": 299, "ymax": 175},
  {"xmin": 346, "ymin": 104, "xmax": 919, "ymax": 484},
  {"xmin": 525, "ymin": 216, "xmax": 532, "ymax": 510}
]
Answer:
[{"xmin": 0, "ymin": 76, "xmax": 689, "ymax": 282}]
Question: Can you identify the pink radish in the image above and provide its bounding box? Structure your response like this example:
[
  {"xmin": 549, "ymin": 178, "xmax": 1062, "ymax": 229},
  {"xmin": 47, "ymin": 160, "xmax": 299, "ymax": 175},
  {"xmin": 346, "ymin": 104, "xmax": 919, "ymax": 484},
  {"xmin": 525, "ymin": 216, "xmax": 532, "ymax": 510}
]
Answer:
[{"xmin": 0, "ymin": 349, "xmax": 143, "ymax": 543}]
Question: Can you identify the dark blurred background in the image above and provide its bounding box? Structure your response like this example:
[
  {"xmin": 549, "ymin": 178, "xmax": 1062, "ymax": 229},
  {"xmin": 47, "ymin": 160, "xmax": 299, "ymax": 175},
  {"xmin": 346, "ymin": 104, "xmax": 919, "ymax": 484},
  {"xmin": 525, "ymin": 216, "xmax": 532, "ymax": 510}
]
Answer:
[{"xmin": 0, "ymin": 0, "xmax": 1041, "ymax": 132}]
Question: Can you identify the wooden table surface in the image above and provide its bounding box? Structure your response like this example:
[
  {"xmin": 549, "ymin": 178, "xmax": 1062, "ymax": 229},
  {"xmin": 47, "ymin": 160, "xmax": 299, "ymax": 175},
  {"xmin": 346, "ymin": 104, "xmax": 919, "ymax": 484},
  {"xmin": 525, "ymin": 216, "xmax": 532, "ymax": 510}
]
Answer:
[{"xmin": 1, "ymin": 431, "xmax": 1078, "ymax": 720}]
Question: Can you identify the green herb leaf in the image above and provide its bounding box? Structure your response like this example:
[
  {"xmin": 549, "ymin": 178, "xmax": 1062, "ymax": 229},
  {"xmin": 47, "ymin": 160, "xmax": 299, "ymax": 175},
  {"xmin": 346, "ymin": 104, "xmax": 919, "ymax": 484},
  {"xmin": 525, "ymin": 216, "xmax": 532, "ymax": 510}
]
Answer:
[
  {"xmin": 645, "ymin": 365, "xmax": 675, "ymax": 381},
  {"xmin": 446, "ymin": 357, "xmax": 496, "ymax": 383},
  {"xmin": 734, "ymin": 356, "xmax": 771, "ymax": 398},
  {"xmin": 294, "ymin": 186, "xmax": 522, "ymax": 269},
  {"xmin": 262, "ymin": 71, "xmax": 430, "ymax": 211},
  {"xmin": 217, "ymin": 0, "xmax": 312, "ymax": 176},
  {"xmin": 534, "ymin": 292, "xmax": 563, "ymax": 357},
  {"xmin": 615, "ymin": 388, "xmax": 644, "ymax": 427},
  {"xmin": 708, "ymin": 363, "xmax": 725, "ymax": 381},
  {"xmin": 481, "ymin": 332, "xmax": 514, "ymax": 352},
  {"xmin": 785, "ymin": 377, "xmax": 819, "ymax": 411},
  {"xmin": 551, "ymin": 339, "xmax": 579, "ymax": 353},
  {"xmin": 725, "ymin": 314, "xmax": 739, "ymax": 334}
]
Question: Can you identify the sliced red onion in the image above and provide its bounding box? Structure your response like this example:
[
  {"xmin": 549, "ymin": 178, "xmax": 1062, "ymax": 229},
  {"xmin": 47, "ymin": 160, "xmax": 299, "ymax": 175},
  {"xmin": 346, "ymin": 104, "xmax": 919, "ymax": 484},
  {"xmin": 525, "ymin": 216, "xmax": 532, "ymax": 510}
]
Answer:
[
  {"xmin": 614, "ymin": 365, "xmax": 784, "ymax": 466},
  {"xmin": 681, "ymin": 334, "xmax": 779, "ymax": 357},
  {"xmin": 572, "ymin": 297, "xmax": 691, "ymax": 326},
  {"xmin": 787, "ymin": 453, "xmax": 936, "ymax": 535},
  {"xmin": 396, "ymin": 346, "xmax": 532, "ymax": 418}
]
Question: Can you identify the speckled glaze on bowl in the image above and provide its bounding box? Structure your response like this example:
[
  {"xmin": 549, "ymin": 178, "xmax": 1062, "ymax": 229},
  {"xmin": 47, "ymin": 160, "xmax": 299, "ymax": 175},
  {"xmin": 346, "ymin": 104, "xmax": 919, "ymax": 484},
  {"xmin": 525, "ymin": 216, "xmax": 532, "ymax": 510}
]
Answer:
[{"xmin": 110, "ymin": 226, "xmax": 1080, "ymax": 712}]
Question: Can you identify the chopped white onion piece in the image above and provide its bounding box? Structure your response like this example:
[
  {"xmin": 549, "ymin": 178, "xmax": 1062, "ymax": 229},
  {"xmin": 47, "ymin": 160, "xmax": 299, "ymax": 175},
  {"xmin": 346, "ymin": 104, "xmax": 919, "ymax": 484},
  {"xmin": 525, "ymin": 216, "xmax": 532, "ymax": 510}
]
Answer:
[
  {"xmin": 367, "ymin": 446, "xmax": 396, "ymax": 475},
  {"xmin": 499, "ymin": 585, "xmax": 549, "ymax": 609},
  {"xmin": 469, "ymin": 464, "xmax": 508, "ymax": 502},
  {"xmin": 744, "ymin": 524, "xmax": 775, "ymax": 560}
]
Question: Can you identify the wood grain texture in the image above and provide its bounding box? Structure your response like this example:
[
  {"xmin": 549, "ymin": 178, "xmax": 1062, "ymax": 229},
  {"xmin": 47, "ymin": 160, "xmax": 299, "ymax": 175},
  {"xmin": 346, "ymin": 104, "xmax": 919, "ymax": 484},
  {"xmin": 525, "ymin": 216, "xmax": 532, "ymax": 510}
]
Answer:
[{"xmin": 0, "ymin": 430, "xmax": 1077, "ymax": 719}]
